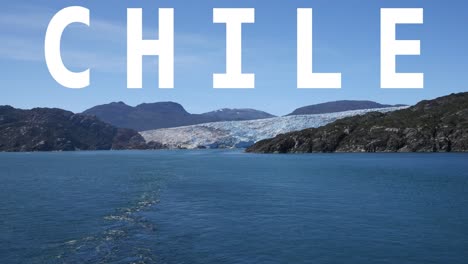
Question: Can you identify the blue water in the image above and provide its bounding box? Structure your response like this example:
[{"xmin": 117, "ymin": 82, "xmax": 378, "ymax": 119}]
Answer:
[{"xmin": 0, "ymin": 150, "xmax": 467, "ymax": 264}]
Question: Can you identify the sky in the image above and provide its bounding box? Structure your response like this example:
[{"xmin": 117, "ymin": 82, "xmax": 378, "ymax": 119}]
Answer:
[{"xmin": 1, "ymin": 0, "xmax": 467, "ymax": 116}]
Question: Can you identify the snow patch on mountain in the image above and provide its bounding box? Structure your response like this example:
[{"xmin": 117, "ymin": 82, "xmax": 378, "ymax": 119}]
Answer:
[{"xmin": 140, "ymin": 107, "xmax": 406, "ymax": 149}]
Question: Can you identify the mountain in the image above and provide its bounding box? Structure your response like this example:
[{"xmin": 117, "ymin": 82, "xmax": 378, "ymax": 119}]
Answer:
[
  {"xmin": 82, "ymin": 102, "xmax": 199, "ymax": 131},
  {"xmin": 247, "ymin": 93, "xmax": 468, "ymax": 153},
  {"xmin": 140, "ymin": 106, "xmax": 405, "ymax": 149},
  {"xmin": 202, "ymin": 108, "xmax": 275, "ymax": 121},
  {"xmin": 0, "ymin": 106, "xmax": 149, "ymax": 152},
  {"xmin": 83, "ymin": 102, "xmax": 276, "ymax": 131},
  {"xmin": 287, "ymin": 100, "xmax": 406, "ymax": 116}
]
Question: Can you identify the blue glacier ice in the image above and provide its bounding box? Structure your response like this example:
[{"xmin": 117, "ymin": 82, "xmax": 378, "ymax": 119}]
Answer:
[{"xmin": 140, "ymin": 107, "xmax": 406, "ymax": 149}]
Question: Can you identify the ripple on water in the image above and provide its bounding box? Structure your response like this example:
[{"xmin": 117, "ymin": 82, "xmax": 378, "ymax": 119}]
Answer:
[{"xmin": 51, "ymin": 171, "xmax": 173, "ymax": 264}]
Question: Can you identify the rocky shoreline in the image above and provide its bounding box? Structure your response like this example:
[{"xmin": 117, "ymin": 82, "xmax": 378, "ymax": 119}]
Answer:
[
  {"xmin": 2, "ymin": 93, "xmax": 467, "ymax": 153},
  {"xmin": 246, "ymin": 93, "xmax": 468, "ymax": 153},
  {"xmin": 0, "ymin": 106, "xmax": 152, "ymax": 152}
]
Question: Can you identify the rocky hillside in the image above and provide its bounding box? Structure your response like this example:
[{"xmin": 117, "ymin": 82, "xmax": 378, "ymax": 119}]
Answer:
[
  {"xmin": 83, "ymin": 102, "xmax": 199, "ymax": 131},
  {"xmin": 83, "ymin": 102, "xmax": 275, "ymax": 131},
  {"xmin": 247, "ymin": 93, "xmax": 468, "ymax": 153},
  {"xmin": 0, "ymin": 106, "xmax": 149, "ymax": 152},
  {"xmin": 287, "ymin": 100, "xmax": 405, "ymax": 116}
]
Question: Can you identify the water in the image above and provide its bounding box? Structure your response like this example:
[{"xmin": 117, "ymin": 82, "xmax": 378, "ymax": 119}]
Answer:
[{"xmin": 0, "ymin": 150, "xmax": 467, "ymax": 264}]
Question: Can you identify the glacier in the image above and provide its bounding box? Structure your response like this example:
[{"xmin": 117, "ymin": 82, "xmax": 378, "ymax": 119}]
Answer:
[{"xmin": 140, "ymin": 107, "xmax": 406, "ymax": 149}]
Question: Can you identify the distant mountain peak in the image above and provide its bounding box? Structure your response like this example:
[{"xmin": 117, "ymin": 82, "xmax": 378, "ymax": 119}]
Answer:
[
  {"xmin": 287, "ymin": 100, "xmax": 403, "ymax": 116},
  {"xmin": 136, "ymin": 101, "xmax": 182, "ymax": 107},
  {"xmin": 202, "ymin": 108, "xmax": 276, "ymax": 121},
  {"xmin": 82, "ymin": 102, "xmax": 275, "ymax": 131},
  {"xmin": 135, "ymin": 102, "xmax": 189, "ymax": 114},
  {"xmin": 94, "ymin": 101, "xmax": 132, "ymax": 109}
]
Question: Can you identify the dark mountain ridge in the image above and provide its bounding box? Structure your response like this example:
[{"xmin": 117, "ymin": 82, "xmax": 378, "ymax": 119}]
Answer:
[
  {"xmin": 202, "ymin": 108, "xmax": 275, "ymax": 121},
  {"xmin": 247, "ymin": 93, "xmax": 468, "ymax": 153},
  {"xmin": 83, "ymin": 102, "xmax": 276, "ymax": 131},
  {"xmin": 287, "ymin": 100, "xmax": 405, "ymax": 116}
]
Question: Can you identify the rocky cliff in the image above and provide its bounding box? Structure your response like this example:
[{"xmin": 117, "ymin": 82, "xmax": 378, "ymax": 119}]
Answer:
[
  {"xmin": 0, "ymin": 106, "xmax": 149, "ymax": 152},
  {"xmin": 247, "ymin": 93, "xmax": 468, "ymax": 153}
]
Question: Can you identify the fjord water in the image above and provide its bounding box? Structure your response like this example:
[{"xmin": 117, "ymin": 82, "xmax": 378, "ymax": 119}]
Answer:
[{"xmin": 1, "ymin": 151, "xmax": 467, "ymax": 264}]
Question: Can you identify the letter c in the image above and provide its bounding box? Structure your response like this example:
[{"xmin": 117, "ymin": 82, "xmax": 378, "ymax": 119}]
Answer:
[{"xmin": 45, "ymin": 6, "xmax": 90, "ymax": 89}]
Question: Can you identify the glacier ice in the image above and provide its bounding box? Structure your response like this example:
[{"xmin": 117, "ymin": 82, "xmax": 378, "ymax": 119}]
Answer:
[{"xmin": 140, "ymin": 107, "xmax": 406, "ymax": 149}]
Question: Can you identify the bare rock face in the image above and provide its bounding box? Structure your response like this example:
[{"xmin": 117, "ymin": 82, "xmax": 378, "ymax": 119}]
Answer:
[
  {"xmin": 0, "ymin": 106, "xmax": 150, "ymax": 152},
  {"xmin": 247, "ymin": 93, "xmax": 468, "ymax": 153}
]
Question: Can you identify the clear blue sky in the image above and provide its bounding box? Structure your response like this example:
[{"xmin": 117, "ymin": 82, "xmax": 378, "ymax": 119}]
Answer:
[{"xmin": 1, "ymin": 0, "xmax": 467, "ymax": 115}]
